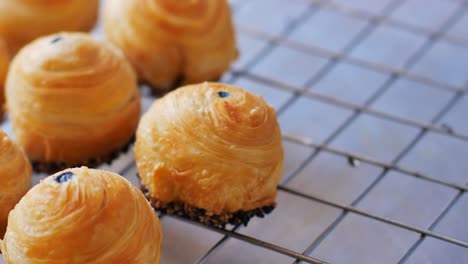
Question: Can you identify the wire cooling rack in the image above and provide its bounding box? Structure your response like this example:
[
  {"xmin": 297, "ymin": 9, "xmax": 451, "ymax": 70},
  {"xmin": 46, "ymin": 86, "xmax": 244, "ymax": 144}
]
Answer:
[{"xmin": 2, "ymin": 0, "xmax": 468, "ymax": 263}]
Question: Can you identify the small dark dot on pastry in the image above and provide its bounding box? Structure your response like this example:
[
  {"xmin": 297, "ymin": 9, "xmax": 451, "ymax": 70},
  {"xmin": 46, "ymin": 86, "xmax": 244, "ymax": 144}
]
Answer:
[
  {"xmin": 51, "ymin": 36, "xmax": 63, "ymax": 44},
  {"xmin": 217, "ymin": 91, "xmax": 230, "ymax": 98},
  {"xmin": 54, "ymin": 172, "xmax": 74, "ymax": 183}
]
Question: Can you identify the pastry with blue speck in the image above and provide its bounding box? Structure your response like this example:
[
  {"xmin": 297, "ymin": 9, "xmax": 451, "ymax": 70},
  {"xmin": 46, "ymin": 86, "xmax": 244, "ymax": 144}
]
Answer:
[
  {"xmin": 6, "ymin": 33, "xmax": 141, "ymax": 173},
  {"xmin": 1, "ymin": 167, "xmax": 162, "ymax": 263},
  {"xmin": 135, "ymin": 82, "xmax": 283, "ymax": 228},
  {"xmin": 104, "ymin": 0, "xmax": 238, "ymax": 93},
  {"xmin": 0, "ymin": 0, "xmax": 99, "ymax": 54},
  {"xmin": 0, "ymin": 129, "xmax": 32, "ymax": 238}
]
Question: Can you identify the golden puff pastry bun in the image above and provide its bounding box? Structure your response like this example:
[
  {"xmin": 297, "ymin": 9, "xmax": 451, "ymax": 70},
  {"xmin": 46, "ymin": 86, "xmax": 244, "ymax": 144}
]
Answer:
[
  {"xmin": 135, "ymin": 82, "xmax": 283, "ymax": 227},
  {"xmin": 104, "ymin": 0, "xmax": 238, "ymax": 93},
  {"xmin": 0, "ymin": 0, "xmax": 98, "ymax": 55},
  {"xmin": 0, "ymin": 38, "xmax": 9, "ymax": 120},
  {"xmin": 0, "ymin": 130, "xmax": 32, "ymax": 238},
  {"xmin": 1, "ymin": 167, "xmax": 162, "ymax": 264},
  {"xmin": 6, "ymin": 32, "xmax": 141, "ymax": 173}
]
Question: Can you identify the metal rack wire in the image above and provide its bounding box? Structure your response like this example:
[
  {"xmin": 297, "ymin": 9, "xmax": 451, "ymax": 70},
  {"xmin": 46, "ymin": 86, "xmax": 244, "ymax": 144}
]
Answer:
[
  {"xmin": 1, "ymin": 0, "xmax": 467, "ymax": 263},
  {"xmin": 189, "ymin": 0, "xmax": 468, "ymax": 263}
]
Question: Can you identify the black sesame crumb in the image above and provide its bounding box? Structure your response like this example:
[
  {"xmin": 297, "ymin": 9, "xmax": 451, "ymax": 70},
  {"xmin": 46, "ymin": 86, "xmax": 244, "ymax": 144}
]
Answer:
[
  {"xmin": 217, "ymin": 91, "xmax": 230, "ymax": 98},
  {"xmin": 49, "ymin": 162, "xmax": 60, "ymax": 172},
  {"xmin": 55, "ymin": 172, "xmax": 73, "ymax": 183},
  {"xmin": 254, "ymin": 208, "xmax": 265, "ymax": 218},
  {"xmin": 51, "ymin": 36, "xmax": 63, "ymax": 44},
  {"xmin": 347, "ymin": 156, "xmax": 361, "ymax": 168},
  {"xmin": 32, "ymin": 161, "xmax": 40, "ymax": 171},
  {"xmin": 143, "ymin": 187, "xmax": 276, "ymax": 229},
  {"xmin": 88, "ymin": 158, "xmax": 98, "ymax": 167},
  {"xmin": 192, "ymin": 207, "xmax": 206, "ymax": 216},
  {"xmin": 262, "ymin": 205, "xmax": 275, "ymax": 214}
]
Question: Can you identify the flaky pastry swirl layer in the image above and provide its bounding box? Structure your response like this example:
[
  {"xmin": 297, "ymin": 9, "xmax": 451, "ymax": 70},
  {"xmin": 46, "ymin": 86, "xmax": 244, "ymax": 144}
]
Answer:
[
  {"xmin": 135, "ymin": 82, "xmax": 284, "ymax": 214},
  {"xmin": 0, "ymin": 39, "xmax": 8, "ymax": 120},
  {"xmin": 0, "ymin": 130, "xmax": 32, "ymax": 238},
  {"xmin": 104, "ymin": 0, "xmax": 238, "ymax": 92},
  {"xmin": 0, "ymin": 0, "xmax": 98, "ymax": 54},
  {"xmin": 6, "ymin": 33, "xmax": 141, "ymax": 165},
  {"xmin": 1, "ymin": 167, "xmax": 162, "ymax": 264}
]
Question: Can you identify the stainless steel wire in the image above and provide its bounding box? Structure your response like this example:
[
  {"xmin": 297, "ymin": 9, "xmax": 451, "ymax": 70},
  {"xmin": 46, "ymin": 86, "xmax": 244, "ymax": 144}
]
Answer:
[{"xmin": 192, "ymin": 0, "xmax": 468, "ymax": 263}]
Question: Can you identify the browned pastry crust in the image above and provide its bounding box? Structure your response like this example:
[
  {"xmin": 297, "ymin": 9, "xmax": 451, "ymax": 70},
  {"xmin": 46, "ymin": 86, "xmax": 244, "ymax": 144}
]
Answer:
[
  {"xmin": 0, "ymin": 0, "xmax": 99, "ymax": 54},
  {"xmin": 6, "ymin": 33, "xmax": 141, "ymax": 173},
  {"xmin": 104, "ymin": 0, "xmax": 238, "ymax": 93},
  {"xmin": 0, "ymin": 38, "xmax": 8, "ymax": 121},
  {"xmin": 1, "ymin": 167, "xmax": 162, "ymax": 263},
  {"xmin": 135, "ymin": 82, "xmax": 284, "ymax": 224},
  {"xmin": 0, "ymin": 130, "xmax": 32, "ymax": 238}
]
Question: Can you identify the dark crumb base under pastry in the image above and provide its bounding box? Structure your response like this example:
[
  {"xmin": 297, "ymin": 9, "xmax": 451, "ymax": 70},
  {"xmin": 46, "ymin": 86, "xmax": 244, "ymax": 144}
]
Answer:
[
  {"xmin": 139, "ymin": 75, "xmax": 221, "ymax": 97},
  {"xmin": 31, "ymin": 135, "xmax": 135, "ymax": 174},
  {"xmin": 0, "ymin": 105, "xmax": 5, "ymax": 123},
  {"xmin": 140, "ymin": 184, "xmax": 275, "ymax": 229}
]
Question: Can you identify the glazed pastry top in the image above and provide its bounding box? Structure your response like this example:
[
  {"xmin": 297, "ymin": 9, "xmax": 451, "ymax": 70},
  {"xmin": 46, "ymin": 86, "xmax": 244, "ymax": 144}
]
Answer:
[
  {"xmin": 1, "ymin": 167, "xmax": 162, "ymax": 264},
  {"xmin": 104, "ymin": 0, "xmax": 238, "ymax": 89},
  {"xmin": 6, "ymin": 32, "xmax": 140, "ymax": 140},
  {"xmin": 136, "ymin": 82, "xmax": 284, "ymax": 214},
  {"xmin": 0, "ymin": 0, "xmax": 98, "ymax": 54}
]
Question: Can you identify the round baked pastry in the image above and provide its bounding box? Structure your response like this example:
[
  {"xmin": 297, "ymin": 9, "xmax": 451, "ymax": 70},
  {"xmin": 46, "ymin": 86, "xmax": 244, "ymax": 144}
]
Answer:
[
  {"xmin": 0, "ymin": 130, "xmax": 32, "ymax": 238},
  {"xmin": 104, "ymin": 0, "xmax": 238, "ymax": 93},
  {"xmin": 0, "ymin": 38, "xmax": 9, "ymax": 120},
  {"xmin": 135, "ymin": 82, "xmax": 283, "ymax": 227},
  {"xmin": 1, "ymin": 167, "xmax": 162, "ymax": 263},
  {"xmin": 0, "ymin": 0, "xmax": 98, "ymax": 54},
  {"xmin": 6, "ymin": 32, "xmax": 141, "ymax": 173}
]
